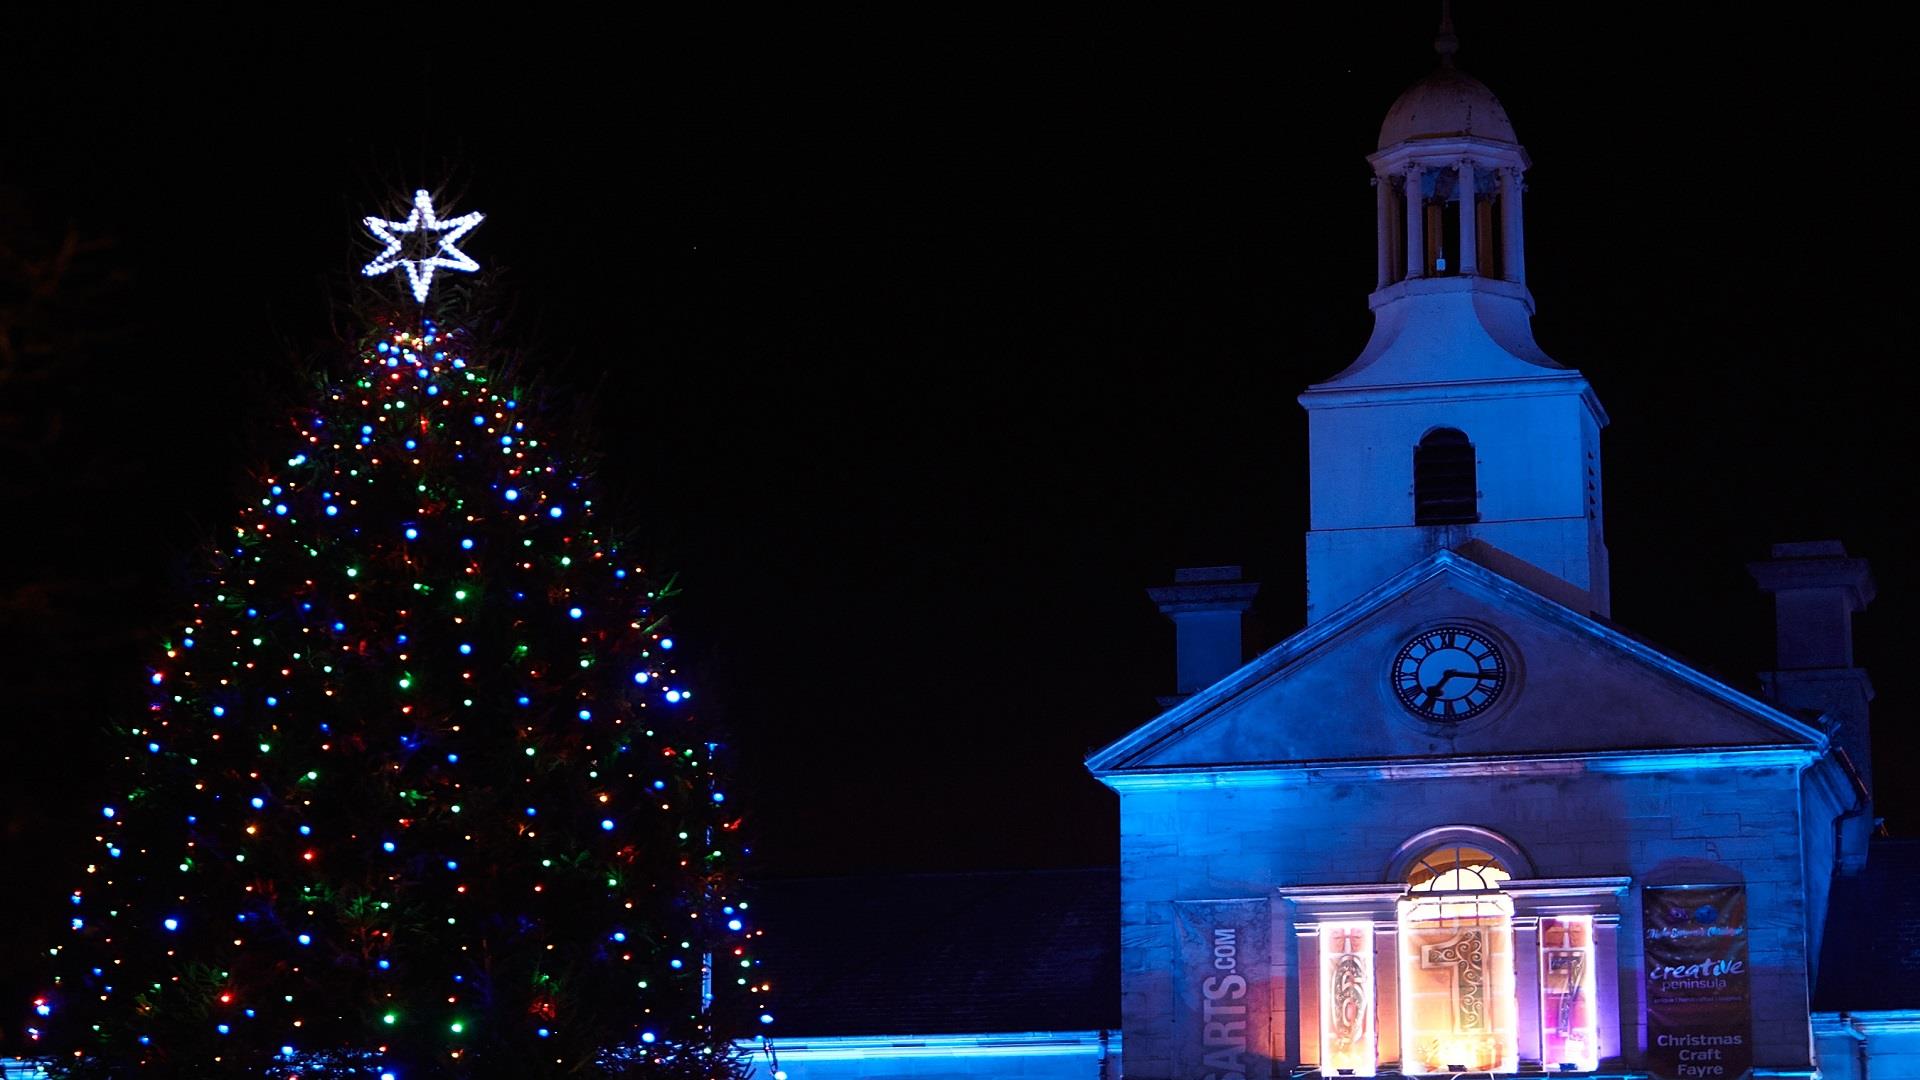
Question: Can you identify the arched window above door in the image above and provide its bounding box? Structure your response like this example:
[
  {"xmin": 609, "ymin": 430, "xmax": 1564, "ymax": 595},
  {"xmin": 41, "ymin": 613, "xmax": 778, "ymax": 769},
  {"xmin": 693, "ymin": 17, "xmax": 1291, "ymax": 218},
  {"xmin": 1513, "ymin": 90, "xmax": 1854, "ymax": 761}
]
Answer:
[
  {"xmin": 1406, "ymin": 844, "xmax": 1511, "ymax": 893},
  {"xmin": 1387, "ymin": 825, "xmax": 1532, "ymax": 887}
]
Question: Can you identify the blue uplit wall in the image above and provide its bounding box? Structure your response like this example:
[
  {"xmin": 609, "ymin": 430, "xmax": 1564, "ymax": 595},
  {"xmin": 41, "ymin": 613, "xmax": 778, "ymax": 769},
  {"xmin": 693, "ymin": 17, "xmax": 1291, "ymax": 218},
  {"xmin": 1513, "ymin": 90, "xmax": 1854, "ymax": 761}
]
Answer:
[{"xmin": 737, "ymin": 1031, "xmax": 1117, "ymax": 1080}]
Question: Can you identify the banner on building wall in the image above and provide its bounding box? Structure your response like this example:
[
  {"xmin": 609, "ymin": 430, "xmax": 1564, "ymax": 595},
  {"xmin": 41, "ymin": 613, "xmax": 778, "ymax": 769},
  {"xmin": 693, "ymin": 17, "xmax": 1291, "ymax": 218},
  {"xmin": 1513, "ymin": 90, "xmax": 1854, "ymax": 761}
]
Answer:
[
  {"xmin": 1643, "ymin": 884, "xmax": 1751, "ymax": 1080},
  {"xmin": 1174, "ymin": 899, "xmax": 1273, "ymax": 1080}
]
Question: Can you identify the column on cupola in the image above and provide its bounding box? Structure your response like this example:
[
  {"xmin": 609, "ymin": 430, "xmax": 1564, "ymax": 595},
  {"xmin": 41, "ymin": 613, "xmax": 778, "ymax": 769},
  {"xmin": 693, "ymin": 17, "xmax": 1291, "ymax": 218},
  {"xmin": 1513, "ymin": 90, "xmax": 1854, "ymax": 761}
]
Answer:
[
  {"xmin": 1375, "ymin": 176, "xmax": 1394, "ymax": 288},
  {"xmin": 1403, "ymin": 164, "xmax": 1425, "ymax": 280},
  {"xmin": 1501, "ymin": 165, "xmax": 1525, "ymax": 284},
  {"xmin": 1456, "ymin": 160, "xmax": 1477, "ymax": 275}
]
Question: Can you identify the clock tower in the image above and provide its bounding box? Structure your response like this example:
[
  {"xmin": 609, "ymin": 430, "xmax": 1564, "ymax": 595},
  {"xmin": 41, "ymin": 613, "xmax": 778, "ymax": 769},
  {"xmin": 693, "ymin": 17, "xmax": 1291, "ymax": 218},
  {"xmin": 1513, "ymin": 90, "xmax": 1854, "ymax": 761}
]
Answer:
[
  {"xmin": 1299, "ymin": 14, "xmax": 1609, "ymax": 623},
  {"xmin": 1087, "ymin": 13, "xmax": 1869, "ymax": 1080}
]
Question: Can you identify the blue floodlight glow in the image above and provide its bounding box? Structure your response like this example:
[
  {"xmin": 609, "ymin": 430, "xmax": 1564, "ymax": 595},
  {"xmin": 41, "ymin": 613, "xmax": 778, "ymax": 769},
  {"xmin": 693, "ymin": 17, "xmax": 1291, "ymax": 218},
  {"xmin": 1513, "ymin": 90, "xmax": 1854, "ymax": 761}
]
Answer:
[
  {"xmin": 569, "ymin": 607, "xmax": 584, "ymax": 620},
  {"xmin": 600, "ymin": 819, "xmax": 615, "ymax": 831},
  {"xmin": 548, "ymin": 506, "xmax": 564, "ymax": 519},
  {"xmin": 251, "ymin": 797, "xmax": 266, "ymax": 809},
  {"xmin": 101, "ymin": 806, "xmax": 115, "ymax": 819},
  {"xmin": 504, "ymin": 488, "xmax": 519, "ymax": 502},
  {"xmin": 461, "ymin": 538, "xmax": 474, "ymax": 550},
  {"xmin": 660, "ymin": 638, "xmax": 674, "ymax": 650},
  {"xmin": 163, "ymin": 917, "xmax": 180, "ymax": 932},
  {"xmin": 297, "ymin": 933, "xmax": 312, "ymax": 946}
]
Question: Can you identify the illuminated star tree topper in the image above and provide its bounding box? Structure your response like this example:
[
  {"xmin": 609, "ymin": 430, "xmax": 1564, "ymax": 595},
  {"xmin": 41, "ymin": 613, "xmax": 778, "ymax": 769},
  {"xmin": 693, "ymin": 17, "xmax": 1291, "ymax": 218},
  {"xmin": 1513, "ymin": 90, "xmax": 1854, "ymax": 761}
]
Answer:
[{"xmin": 361, "ymin": 188, "xmax": 485, "ymax": 303}]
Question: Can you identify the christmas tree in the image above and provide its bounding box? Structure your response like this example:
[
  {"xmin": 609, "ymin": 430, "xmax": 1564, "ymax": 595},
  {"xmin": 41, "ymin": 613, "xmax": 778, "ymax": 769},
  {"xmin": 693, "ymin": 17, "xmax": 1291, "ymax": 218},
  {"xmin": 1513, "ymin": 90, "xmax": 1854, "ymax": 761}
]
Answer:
[{"xmin": 31, "ymin": 191, "xmax": 768, "ymax": 1078}]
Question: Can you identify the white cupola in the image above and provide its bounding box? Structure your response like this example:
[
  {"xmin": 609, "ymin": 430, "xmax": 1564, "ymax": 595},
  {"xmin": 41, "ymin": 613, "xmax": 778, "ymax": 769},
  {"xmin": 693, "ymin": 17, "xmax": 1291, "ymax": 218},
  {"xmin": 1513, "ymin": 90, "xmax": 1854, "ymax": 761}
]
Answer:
[{"xmin": 1298, "ymin": 9, "xmax": 1611, "ymax": 623}]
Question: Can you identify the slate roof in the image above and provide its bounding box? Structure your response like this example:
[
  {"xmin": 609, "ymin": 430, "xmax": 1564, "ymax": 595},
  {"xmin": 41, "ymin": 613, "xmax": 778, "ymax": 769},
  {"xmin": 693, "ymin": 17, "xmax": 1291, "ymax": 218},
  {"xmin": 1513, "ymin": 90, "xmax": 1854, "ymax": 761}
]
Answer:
[
  {"xmin": 1815, "ymin": 838, "xmax": 1920, "ymax": 1012},
  {"xmin": 755, "ymin": 867, "xmax": 1119, "ymax": 1036}
]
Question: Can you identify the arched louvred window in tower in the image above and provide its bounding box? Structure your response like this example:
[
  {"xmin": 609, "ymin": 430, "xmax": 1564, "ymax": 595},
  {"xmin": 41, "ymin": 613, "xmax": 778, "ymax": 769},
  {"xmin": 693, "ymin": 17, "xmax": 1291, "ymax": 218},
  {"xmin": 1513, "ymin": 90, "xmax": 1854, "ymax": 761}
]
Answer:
[{"xmin": 1414, "ymin": 428, "xmax": 1479, "ymax": 525}]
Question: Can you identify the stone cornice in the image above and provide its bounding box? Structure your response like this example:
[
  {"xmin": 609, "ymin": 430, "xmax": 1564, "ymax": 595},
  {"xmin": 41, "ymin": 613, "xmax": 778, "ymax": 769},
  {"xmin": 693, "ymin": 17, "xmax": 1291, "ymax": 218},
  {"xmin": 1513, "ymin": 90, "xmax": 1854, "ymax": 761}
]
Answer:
[{"xmin": 1099, "ymin": 745, "xmax": 1822, "ymax": 793}]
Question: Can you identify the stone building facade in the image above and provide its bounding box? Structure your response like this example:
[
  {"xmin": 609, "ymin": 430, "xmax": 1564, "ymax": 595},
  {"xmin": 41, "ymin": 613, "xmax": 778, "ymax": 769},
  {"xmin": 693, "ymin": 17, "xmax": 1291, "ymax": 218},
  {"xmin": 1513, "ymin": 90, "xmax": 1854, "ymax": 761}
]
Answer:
[
  {"xmin": 1085, "ymin": 24, "xmax": 1881, "ymax": 1080},
  {"xmin": 722, "ymin": 20, "xmax": 1912, "ymax": 1080}
]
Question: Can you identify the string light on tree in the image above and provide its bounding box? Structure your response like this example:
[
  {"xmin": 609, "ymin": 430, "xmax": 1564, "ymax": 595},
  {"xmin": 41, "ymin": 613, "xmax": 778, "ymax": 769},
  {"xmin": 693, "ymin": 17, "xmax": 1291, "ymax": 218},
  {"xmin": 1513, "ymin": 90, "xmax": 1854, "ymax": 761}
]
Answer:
[{"xmin": 34, "ymin": 190, "xmax": 766, "ymax": 1078}]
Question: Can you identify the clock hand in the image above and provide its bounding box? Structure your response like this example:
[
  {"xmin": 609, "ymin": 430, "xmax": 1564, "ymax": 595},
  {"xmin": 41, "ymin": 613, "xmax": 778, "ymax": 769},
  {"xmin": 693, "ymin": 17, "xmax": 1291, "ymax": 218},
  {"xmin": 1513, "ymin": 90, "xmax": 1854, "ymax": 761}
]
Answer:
[{"xmin": 1421, "ymin": 670, "xmax": 1481, "ymax": 695}]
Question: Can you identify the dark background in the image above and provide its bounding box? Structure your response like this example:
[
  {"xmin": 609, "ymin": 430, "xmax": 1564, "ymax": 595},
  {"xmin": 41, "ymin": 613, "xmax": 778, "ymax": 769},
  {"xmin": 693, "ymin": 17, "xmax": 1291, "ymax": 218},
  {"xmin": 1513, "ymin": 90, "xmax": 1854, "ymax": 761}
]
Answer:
[{"xmin": 4, "ymin": 4, "xmax": 1910, "ymax": 1032}]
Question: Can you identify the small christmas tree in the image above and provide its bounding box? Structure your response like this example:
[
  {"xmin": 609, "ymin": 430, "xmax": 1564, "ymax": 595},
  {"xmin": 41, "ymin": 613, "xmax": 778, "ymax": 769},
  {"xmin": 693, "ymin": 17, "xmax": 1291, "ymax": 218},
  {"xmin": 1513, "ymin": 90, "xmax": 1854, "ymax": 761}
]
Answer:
[{"xmin": 32, "ymin": 191, "xmax": 767, "ymax": 1078}]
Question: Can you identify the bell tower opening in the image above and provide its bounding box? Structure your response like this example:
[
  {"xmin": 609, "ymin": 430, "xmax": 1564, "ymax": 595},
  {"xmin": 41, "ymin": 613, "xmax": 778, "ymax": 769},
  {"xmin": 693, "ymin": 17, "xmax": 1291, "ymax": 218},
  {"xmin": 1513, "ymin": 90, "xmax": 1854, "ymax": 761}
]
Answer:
[
  {"xmin": 1414, "ymin": 428, "xmax": 1479, "ymax": 525},
  {"xmin": 1299, "ymin": 5, "xmax": 1610, "ymax": 622}
]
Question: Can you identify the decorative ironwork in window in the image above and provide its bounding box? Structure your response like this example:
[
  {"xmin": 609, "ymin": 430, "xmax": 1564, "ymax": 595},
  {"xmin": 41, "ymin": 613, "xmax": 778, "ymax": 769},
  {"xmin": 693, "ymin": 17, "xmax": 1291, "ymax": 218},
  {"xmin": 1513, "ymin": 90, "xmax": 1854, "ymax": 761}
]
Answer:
[
  {"xmin": 1318, "ymin": 922, "xmax": 1376, "ymax": 1076},
  {"xmin": 1399, "ymin": 845, "xmax": 1518, "ymax": 1073},
  {"xmin": 1539, "ymin": 916, "xmax": 1600, "ymax": 1072}
]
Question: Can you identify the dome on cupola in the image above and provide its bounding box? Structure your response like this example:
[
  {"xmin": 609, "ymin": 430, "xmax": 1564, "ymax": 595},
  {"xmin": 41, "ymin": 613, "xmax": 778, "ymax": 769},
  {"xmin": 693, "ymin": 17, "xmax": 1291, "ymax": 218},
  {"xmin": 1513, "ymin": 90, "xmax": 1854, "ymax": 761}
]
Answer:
[
  {"xmin": 1378, "ymin": 66, "xmax": 1516, "ymax": 149},
  {"xmin": 1376, "ymin": 6, "xmax": 1517, "ymax": 150}
]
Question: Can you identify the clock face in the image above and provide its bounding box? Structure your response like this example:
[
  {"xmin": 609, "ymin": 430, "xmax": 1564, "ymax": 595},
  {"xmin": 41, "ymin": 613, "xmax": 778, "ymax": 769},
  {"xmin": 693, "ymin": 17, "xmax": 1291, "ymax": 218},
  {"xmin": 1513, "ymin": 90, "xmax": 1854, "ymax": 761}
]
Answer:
[{"xmin": 1392, "ymin": 626, "xmax": 1507, "ymax": 722}]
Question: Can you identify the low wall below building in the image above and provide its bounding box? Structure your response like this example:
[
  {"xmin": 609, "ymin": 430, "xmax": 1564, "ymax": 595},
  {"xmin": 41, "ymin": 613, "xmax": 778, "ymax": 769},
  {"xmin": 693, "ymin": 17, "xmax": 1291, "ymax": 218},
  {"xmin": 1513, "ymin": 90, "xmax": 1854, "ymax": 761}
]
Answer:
[
  {"xmin": 1812, "ymin": 1011, "xmax": 1920, "ymax": 1079},
  {"xmin": 737, "ymin": 1030, "xmax": 1118, "ymax": 1080}
]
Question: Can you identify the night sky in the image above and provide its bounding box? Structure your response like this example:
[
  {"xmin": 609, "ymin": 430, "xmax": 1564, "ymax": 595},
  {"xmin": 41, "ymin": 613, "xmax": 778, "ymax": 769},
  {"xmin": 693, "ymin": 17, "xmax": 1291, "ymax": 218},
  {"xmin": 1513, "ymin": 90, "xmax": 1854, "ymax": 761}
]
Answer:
[{"xmin": 4, "ymin": 4, "xmax": 1910, "ymax": 1015}]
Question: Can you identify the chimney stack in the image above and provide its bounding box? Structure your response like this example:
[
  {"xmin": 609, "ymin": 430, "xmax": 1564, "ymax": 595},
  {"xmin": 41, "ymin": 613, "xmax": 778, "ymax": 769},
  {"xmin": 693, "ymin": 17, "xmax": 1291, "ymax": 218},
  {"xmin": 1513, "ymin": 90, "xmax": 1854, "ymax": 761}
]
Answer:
[
  {"xmin": 1149, "ymin": 566, "xmax": 1260, "ymax": 704},
  {"xmin": 1749, "ymin": 541, "xmax": 1875, "ymax": 872}
]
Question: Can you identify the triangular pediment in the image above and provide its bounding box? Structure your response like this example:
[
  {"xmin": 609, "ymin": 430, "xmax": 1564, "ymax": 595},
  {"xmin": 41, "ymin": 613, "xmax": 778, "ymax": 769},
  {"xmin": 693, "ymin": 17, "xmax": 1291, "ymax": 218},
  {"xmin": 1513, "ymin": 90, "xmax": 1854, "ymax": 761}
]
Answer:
[{"xmin": 1087, "ymin": 550, "xmax": 1825, "ymax": 777}]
